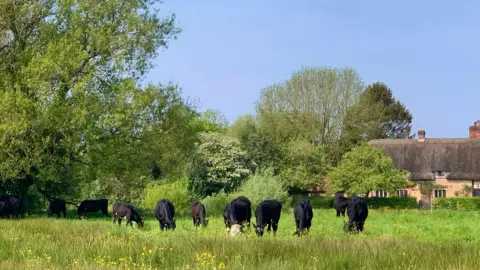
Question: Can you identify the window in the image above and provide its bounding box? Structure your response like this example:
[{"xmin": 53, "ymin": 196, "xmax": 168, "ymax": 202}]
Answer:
[
  {"xmin": 396, "ymin": 189, "xmax": 408, "ymax": 197},
  {"xmin": 434, "ymin": 189, "xmax": 446, "ymax": 198},
  {"xmin": 375, "ymin": 190, "xmax": 388, "ymax": 198},
  {"xmin": 433, "ymin": 171, "xmax": 446, "ymax": 178}
]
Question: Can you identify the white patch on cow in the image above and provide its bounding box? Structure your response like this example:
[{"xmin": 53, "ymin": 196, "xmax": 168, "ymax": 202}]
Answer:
[{"xmin": 229, "ymin": 224, "xmax": 243, "ymax": 237}]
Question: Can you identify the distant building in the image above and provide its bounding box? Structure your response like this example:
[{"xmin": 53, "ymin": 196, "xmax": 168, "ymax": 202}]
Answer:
[{"xmin": 368, "ymin": 121, "xmax": 480, "ymax": 201}]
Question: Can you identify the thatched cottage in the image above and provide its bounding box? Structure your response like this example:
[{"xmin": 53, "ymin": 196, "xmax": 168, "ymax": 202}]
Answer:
[{"xmin": 368, "ymin": 121, "xmax": 480, "ymax": 201}]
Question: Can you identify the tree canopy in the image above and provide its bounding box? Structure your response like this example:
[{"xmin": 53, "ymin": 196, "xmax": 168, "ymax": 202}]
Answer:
[
  {"xmin": 0, "ymin": 0, "xmax": 195, "ymax": 201},
  {"xmin": 327, "ymin": 143, "xmax": 413, "ymax": 196}
]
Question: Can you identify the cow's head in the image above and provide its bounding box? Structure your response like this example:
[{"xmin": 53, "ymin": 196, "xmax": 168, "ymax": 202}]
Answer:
[
  {"xmin": 253, "ymin": 223, "xmax": 264, "ymax": 237},
  {"xmin": 229, "ymin": 224, "xmax": 244, "ymax": 237},
  {"xmin": 137, "ymin": 219, "xmax": 145, "ymax": 228},
  {"xmin": 202, "ymin": 219, "xmax": 209, "ymax": 227}
]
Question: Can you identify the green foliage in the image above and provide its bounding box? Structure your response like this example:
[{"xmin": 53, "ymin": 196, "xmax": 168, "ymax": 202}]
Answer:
[
  {"xmin": 228, "ymin": 114, "xmax": 283, "ymax": 168},
  {"xmin": 365, "ymin": 197, "xmax": 418, "ymax": 209},
  {"xmin": 255, "ymin": 66, "xmax": 364, "ymax": 164},
  {"xmin": 0, "ymin": 0, "xmax": 187, "ymax": 200},
  {"xmin": 201, "ymin": 193, "xmax": 235, "ymax": 216},
  {"xmin": 234, "ymin": 167, "xmax": 291, "ymax": 208},
  {"xmin": 291, "ymin": 195, "xmax": 417, "ymax": 209},
  {"xmin": 279, "ymin": 139, "xmax": 326, "ymax": 191},
  {"xmin": 433, "ymin": 197, "xmax": 480, "ymax": 210},
  {"xmin": 291, "ymin": 195, "xmax": 334, "ymax": 209},
  {"xmin": 141, "ymin": 179, "xmax": 196, "ymax": 216},
  {"xmin": 191, "ymin": 109, "xmax": 229, "ymax": 133},
  {"xmin": 341, "ymin": 82, "xmax": 413, "ymax": 155},
  {"xmin": 328, "ymin": 143, "xmax": 412, "ymax": 196},
  {"xmin": 188, "ymin": 132, "xmax": 256, "ymax": 197}
]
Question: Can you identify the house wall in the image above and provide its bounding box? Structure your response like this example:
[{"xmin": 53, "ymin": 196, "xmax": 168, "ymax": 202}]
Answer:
[{"xmin": 368, "ymin": 179, "xmax": 474, "ymax": 202}]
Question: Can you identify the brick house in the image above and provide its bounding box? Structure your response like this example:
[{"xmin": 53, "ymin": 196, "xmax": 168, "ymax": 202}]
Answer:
[{"xmin": 367, "ymin": 121, "xmax": 480, "ymax": 202}]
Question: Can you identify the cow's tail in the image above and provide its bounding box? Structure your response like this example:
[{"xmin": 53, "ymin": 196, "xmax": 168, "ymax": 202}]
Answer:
[{"xmin": 298, "ymin": 205, "xmax": 306, "ymax": 235}]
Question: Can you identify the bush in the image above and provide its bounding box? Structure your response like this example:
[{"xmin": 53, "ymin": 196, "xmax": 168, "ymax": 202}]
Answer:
[
  {"xmin": 290, "ymin": 195, "xmax": 417, "ymax": 209},
  {"xmin": 141, "ymin": 179, "xmax": 197, "ymax": 217},
  {"xmin": 365, "ymin": 197, "xmax": 418, "ymax": 209},
  {"xmin": 234, "ymin": 168, "xmax": 291, "ymax": 208},
  {"xmin": 433, "ymin": 197, "xmax": 480, "ymax": 210},
  {"xmin": 201, "ymin": 193, "xmax": 235, "ymax": 216},
  {"xmin": 291, "ymin": 195, "xmax": 333, "ymax": 209}
]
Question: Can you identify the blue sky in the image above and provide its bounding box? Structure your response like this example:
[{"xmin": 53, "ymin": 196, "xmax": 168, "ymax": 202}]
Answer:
[{"xmin": 145, "ymin": 1, "xmax": 479, "ymax": 138}]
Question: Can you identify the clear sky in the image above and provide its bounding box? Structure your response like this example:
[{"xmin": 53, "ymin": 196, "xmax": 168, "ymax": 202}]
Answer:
[{"xmin": 145, "ymin": 1, "xmax": 479, "ymax": 139}]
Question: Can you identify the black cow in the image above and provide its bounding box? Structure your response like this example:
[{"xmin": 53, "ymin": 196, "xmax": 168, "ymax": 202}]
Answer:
[
  {"xmin": 334, "ymin": 191, "xmax": 348, "ymax": 217},
  {"xmin": 343, "ymin": 196, "xmax": 368, "ymax": 233},
  {"xmin": 0, "ymin": 195, "xmax": 24, "ymax": 218},
  {"xmin": 0, "ymin": 201, "xmax": 10, "ymax": 218},
  {"xmin": 293, "ymin": 199, "xmax": 313, "ymax": 237},
  {"xmin": 77, "ymin": 199, "xmax": 108, "ymax": 218},
  {"xmin": 253, "ymin": 199, "xmax": 282, "ymax": 237},
  {"xmin": 112, "ymin": 202, "xmax": 144, "ymax": 228},
  {"xmin": 48, "ymin": 199, "xmax": 66, "ymax": 218},
  {"xmin": 190, "ymin": 201, "xmax": 208, "ymax": 227},
  {"xmin": 223, "ymin": 196, "xmax": 252, "ymax": 231},
  {"xmin": 154, "ymin": 199, "xmax": 176, "ymax": 231}
]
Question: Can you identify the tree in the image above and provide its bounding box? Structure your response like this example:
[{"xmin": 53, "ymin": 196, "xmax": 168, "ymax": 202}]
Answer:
[
  {"xmin": 254, "ymin": 66, "xmax": 364, "ymax": 164},
  {"xmin": 228, "ymin": 114, "xmax": 283, "ymax": 169},
  {"xmin": 327, "ymin": 143, "xmax": 413, "ymax": 196},
  {"xmin": 0, "ymin": 0, "xmax": 185, "ymax": 201},
  {"xmin": 191, "ymin": 109, "xmax": 229, "ymax": 133},
  {"xmin": 341, "ymin": 82, "xmax": 413, "ymax": 153},
  {"xmin": 279, "ymin": 139, "xmax": 326, "ymax": 192},
  {"xmin": 188, "ymin": 132, "xmax": 256, "ymax": 197}
]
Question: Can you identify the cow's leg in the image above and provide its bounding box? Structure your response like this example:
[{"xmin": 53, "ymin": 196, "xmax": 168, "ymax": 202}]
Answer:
[
  {"xmin": 159, "ymin": 222, "xmax": 165, "ymax": 231},
  {"xmin": 267, "ymin": 222, "xmax": 272, "ymax": 232},
  {"xmin": 63, "ymin": 209, "xmax": 66, "ymax": 218},
  {"xmin": 192, "ymin": 217, "xmax": 197, "ymax": 227},
  {"xmin": 336, "ymin": 210, "xmax": 340, "ymax": 217},
  {"xmin": 112, "ymin": 213, "xmax": 117, "ymax": 224},
  {"xmin": 272, "ymin": 222, "xmax": 278, "ymax": 236},
  {"xmin": 102, "ymin": 208, "xmax": 108, "ymax": 217},
  {"xmin": 341, "ymin": 210, "xmax": 345, "ymax": 217}
]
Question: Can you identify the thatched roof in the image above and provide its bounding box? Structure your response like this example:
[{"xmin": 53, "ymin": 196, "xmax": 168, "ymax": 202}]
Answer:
[{"xmin": 368, "ymin": 138, "xmax": 480, "ymax": 180}]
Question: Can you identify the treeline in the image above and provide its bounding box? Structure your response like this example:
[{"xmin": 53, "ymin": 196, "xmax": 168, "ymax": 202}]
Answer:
[{"xmin": 0, "ymin": 1, "xmax": 413, "ymax": 214}]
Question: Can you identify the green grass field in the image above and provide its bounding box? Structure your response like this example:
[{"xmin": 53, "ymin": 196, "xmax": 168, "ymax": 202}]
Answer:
[{"xmin": 1, "ymin": 209, "xmax": 480, "ymax": 269}]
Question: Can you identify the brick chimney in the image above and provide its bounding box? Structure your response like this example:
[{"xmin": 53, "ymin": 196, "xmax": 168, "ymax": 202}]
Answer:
[
  {"xmin": 469, "ymin": 121, "xmax": 480, "ymax": 138},
  {"xmin": 418, "ymin": 130, "xmax": 425, "ymax": 141}
]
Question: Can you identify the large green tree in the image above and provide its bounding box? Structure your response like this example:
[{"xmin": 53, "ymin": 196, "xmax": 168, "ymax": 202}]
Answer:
[
  {"xmin": 254, "ymin": 66, "xmax": 364, "ymax": 165},
  {"xmin": 327, "ymin": 143, "xmax": 412, "ymax": 196},
  {"xmin": 341, "ymin": 82, "xmax": 413, "ymax": 155},
  {"xmin": 0, "ymin": 0, "xmax": 193, "ymax": 202}
]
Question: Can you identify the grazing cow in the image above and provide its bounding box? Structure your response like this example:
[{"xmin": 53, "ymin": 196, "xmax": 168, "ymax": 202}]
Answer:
[
  {"xmin": 0, "ymin": 195, "xmax": 24, "ymax": 218},
  {"xmin": 0, "ymin": 201, "xmax": 11, "ymax": 218},
  {"xmin": 343, "ymin": 196, "xmax": 368, "ymax": 233},
  {"xmin": 112, "ymin": 202, "xmax": 144, "ymax": 228},
  {"xmin": 190, "ymin": 201, "xmax": 208, "ymax": 227},
  {"xmin": 48, "ymin": 199, "xmax": 67, "ymax": 218},
  {"xmin": 334, "ymin": 191, "xmax": 348, "ymax": 217},
  {"xmin": 154, "ymin": 199, "xmax": 176, "ymax": 231},
  {"xmin": 223, "ymin": 196, "xmax": 252, "ymax": 231},
  {"xmin": 293, "ymin": 199, "xmax": 313, "ymax": 237},
  {"xmin": 253, "ymin": 199, "xmax": 282, "ymax": 237},
  {"xmin": 77, "ymin": 199, "xmax": 108, "ymax": 218}
]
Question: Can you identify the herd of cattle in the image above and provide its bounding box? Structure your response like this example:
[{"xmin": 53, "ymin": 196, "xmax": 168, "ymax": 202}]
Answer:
[{"xmin": 0, "ymin": 191, "xmax": 368, "ymax": 236}]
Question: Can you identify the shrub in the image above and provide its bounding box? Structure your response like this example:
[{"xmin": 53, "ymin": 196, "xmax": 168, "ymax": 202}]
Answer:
[
  {"xmin": 141, "ymin": 179, "xmax": 197, "ymax": 217},
  {"xmin": 234, "ymin": 167, "xmax": 291, "ymax": 208},
  {"xmin": 365, "ymin": 197, "xmax": 417, "ymax": 209},
  {"xmin": 201, "ymin": 193, "xmax": 235, "ymax": 216},
  {"xmin": 291, "ymin": 195, "xmax": 333, "ymax": 209},
  {"xmin": 433, "ymin": 197, "xmax": 480, "ymax": 210},
  {"xmin": 290, "ymin": 195, "xmax": 417, "ymax": 209}
]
